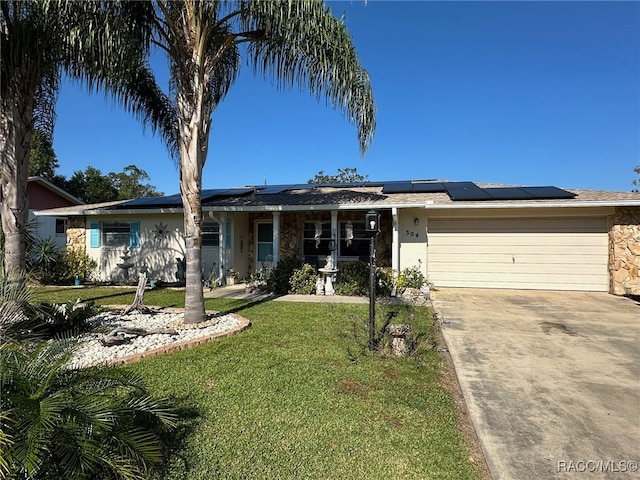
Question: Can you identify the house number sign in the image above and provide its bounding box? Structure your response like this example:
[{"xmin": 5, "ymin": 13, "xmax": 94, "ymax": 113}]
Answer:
[{"xmin": 405, "ymin": 230, "xmax": 420, "ymax": 238}]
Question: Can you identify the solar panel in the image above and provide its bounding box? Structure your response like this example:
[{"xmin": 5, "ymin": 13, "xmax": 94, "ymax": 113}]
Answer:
[
  {"xmin": 116, "ymin": 194, "xmax": 183, "ymax": 208},
  {"xmin": 382, "ymin": 181, "xmax": 414, "ymax": 194},
  {"xmin": 255, "ymin": 184, "xmax": 296, "ymax": 195},
  {"xmin": 412, "ymin": 182, "xmax": 446, "ymax": 193},
  {"xmin": 444, "ymin": 182, "xmax": 492, "ymax": 200},
  {"xmin": 521, "ymin": 186, "xmax": 576, "ymax": 199},
  {"xmin": 483, "ymin": 188, "xmax": 533, "ymax": 200}
]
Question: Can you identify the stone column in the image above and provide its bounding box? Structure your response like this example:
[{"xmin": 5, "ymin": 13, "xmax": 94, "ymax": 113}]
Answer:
[{"xmin": 608, "ymin": 207, "xmax": 640, "ymax": 295}]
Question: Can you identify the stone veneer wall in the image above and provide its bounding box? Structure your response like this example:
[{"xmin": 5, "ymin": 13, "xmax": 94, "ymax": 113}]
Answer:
[
  {"xmin": 608, "ymin": 207, "xmax": 640, "ymax": 295},
  {"xmin": 247, "ymin": 210, "xmax": 393, "ymax": 272},
  {"xmin": 66, "ymin": 217, "xmax": 86, "ymax": 249}
]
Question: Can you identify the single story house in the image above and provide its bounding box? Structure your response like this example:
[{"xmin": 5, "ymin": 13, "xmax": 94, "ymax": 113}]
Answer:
[{"xmin": 33, "ymin": 180, "xmax": 640, "ymax": 295}]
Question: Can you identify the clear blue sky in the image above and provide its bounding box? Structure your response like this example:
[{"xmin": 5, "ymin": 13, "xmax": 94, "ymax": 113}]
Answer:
[{"xmin": 52, "ymin": 1, "xmax": 640, "ymax": 196}]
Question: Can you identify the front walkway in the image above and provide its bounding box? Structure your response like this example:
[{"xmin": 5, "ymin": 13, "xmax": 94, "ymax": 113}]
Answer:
[{"xmin": 203, "ymin": 284, "xmax": 369, "ymax": 303}]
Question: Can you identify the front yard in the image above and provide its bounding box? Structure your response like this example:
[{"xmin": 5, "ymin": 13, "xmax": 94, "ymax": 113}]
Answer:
[{"xmin": 32, "ymin": 286, "xmax": 483, "ymax": 479}]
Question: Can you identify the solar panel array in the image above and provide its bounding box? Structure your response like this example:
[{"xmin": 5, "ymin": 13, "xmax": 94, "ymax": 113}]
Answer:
[
  {"xmin": 111, "ymin": 180, "xmax": 576, "ymax": 209},
  {"xmin": 381, "ymin": 181, "xmax": 575, "ymax": 201}
]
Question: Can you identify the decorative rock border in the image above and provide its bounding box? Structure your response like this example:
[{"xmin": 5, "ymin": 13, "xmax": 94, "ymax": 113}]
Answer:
[{"xmin": 107, "ymin": 313, "xmax": 251, "ymax": 366}]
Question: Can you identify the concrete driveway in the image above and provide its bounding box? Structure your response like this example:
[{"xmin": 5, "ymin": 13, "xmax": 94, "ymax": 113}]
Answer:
[{"xmin": 431, "ymin": 288, "xmax": 640, "ymax": 480}]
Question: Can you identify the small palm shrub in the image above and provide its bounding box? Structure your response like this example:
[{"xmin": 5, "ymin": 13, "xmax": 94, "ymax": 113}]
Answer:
[
  {"xmin": 0, "ymin": 341, "xmax": 178, "ymax": 480},
  {"xmin": 266, "ymin": 256, "xmax": 303, "ymax": 294},
  {"xmin": 289, "ymin": 264, "xmax": 317, "ymax": 294},
  {"xmin": 30, "ymin": 299, "xmax": 103, "ymax": 338}
]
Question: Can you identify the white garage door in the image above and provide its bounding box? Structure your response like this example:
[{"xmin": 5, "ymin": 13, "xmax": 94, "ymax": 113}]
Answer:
[{"xmin": 427, "ymin": 217, "xmax": 609, "ymax": 291}]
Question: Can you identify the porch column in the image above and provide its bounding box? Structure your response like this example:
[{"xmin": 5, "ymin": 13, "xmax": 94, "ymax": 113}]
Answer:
[
  {"xmin": 392, "ymin": 207, "xmax": 400, "ymax": 274},
  {"xmin": 219, "ymin": 212, "xmax": 227, "ymax": 280},
  {"xmin": 331, "ymin": 210, "xmax": 338, "ymax": 266},
  {"xmin": 272, "ymin": 211, "xmax": 280, "ymax": 266}
]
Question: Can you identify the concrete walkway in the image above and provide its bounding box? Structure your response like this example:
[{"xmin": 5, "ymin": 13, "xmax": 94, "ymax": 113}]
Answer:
[
  {"xmin": 431, "ymin": 288, "xmax": 640, "ymax": 480},
  {"xmin": 203, "ymin": 283, "xmax": 369, "ymax": 303}
]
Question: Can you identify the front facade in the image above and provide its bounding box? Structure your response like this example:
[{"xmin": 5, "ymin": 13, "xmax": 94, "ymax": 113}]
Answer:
[{"xmin": 35, "ymin": 180, "xmax": 640, "ymax": 295}]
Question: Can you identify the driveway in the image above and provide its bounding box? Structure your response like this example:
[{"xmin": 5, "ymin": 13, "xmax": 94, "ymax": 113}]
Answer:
[{"xmin": 431, "ymin": 288, "xmax": 640, "ymax": 480}]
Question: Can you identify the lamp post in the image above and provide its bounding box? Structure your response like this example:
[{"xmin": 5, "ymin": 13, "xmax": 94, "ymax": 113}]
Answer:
[{"xmin": 365, "ymin": 210, "xmax": 380, "ymax": 350}]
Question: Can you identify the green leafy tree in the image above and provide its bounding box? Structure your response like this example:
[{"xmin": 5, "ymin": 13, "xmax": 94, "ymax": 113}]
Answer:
[
  {"xmin": 66, "ymin": 166, "xmax": 119, "ymax": 204},
  {"xmin": 308, "ymin": 167, "xmax": 369, "ymax": 184},
  {"xmin": 110, "ymin": 164, "xmax": 163, "ymax": 200},
  {"xmin": 28, "ymin": 129, "xmax": 59, "ymax": 180},
  {"xmin": 633, "ymin": 166, "xmax": 640, "ymax": 193},
  {"xmin": 121, "ymin": 1, "xmax": 375, "ymax": 324}
]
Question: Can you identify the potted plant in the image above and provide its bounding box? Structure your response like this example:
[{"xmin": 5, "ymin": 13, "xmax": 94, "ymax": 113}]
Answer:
[{"xmin": 225, "ymin": 268, "xmax": 238, "ymax": 286}]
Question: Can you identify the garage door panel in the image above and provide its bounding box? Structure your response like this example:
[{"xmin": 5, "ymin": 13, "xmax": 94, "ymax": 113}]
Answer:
[
  {"xmin": 428, "ymin": 253, "xmax": 607, "ymax": 268},
  {"xmin": 427, "ymin": 217, "xmax": 608, "ymax": 291}
]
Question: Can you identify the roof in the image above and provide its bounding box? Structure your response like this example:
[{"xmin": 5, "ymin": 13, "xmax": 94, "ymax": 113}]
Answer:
[
  {"xmin": 32, "ymin": 179, "xmax": 640, "ymax": 216},
  {"xmin": 28, "ymin": 177, "xmax": 84, "ymax": 206}
]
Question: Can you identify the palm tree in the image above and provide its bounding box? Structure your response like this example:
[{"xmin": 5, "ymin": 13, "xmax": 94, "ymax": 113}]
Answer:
[
  {"xmin": 133, "ymin": 0, "xmax": 376, "ymax": 323},
  {"xmin": 1, "ymin": 1, "xmax": 174, "ymax": 276}
]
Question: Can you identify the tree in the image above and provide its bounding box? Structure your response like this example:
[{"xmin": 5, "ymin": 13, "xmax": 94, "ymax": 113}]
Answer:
[
  {"xmin": 308, "ymin": 167, "xmax": 369, "ymax": 184},
  {"xmin": 28, "ymin": 129, "xmax": 59, "ymax": 180},
  {"xmin": 124, "ymin": 1, "xmax": 375, "ymax": 324},
  {"xmin": 633, "ymin": 166, "xmax": 640, "ymax": 193},
  {"xmin": 1, "ymin": 1, "xmax": 172, "ymax": 275},
  {"xmin": 66, "ymin": 166, "xmax": 118, "ymax": 204},
  {"xmin": 110, "ymin": 164, "xmax": 163, "ymax": 199}
]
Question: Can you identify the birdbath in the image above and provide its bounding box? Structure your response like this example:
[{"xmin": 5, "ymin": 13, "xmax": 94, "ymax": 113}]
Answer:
[
  {"xmin": 116, "ymin": 247, "xmax": 135, "ymax": 280},
  {"xmin": 317, "ymin": 255, "xmax": 338, "ymax": 295}
]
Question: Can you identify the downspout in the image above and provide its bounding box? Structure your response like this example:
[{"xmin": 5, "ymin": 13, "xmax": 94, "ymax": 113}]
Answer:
[{"xmin": 272, "ymin": 211, "xmax": 280, "ymax": 266}]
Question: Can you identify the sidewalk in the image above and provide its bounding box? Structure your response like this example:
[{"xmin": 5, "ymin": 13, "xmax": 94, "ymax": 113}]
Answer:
[{"xmin": 203, "ymin": 284, "xmax": 369, "ymax": 304}]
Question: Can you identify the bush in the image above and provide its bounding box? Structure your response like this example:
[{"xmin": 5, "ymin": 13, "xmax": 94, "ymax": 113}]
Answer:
[
  {"xmin": 266, "ymin": 256, "xmax": 303, "ymax": 294},
  {"xmin": 335, "ymin": 261, "xmax": 369, "ymax": 296},
  {"xmin": 396, "ymin": 265, "xmax": 427, "ymax": 293},
  {"xmin": 335, "ymin": 262, "xmax": 394, "ymax": 297},
  {"xmin": 60, "ymin": 247, "xmax": 97, "ymax": 283},
  {"xmin": 289, "ymin": 264, "xmax": 317, "ymax": 294}
]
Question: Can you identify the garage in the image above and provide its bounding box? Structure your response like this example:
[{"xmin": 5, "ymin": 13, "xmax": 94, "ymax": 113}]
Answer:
[{"xmin": 427, "ymin": 216, "xmax": 609, "ymax": 291}]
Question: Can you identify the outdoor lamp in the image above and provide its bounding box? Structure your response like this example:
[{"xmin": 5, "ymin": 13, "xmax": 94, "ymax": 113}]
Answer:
[{"xmin": 366, "ymin": 210, "xmax": 380, "ymax": 233}]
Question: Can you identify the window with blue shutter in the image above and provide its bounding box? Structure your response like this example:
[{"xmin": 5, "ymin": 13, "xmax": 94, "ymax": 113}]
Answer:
[
  {"xmin": 90, "ymin": 222, "xmax": 100, "ymax": 248},
  {"xmin": 225, "ymin": 219, "xmax": 231, "ymax": 249}
]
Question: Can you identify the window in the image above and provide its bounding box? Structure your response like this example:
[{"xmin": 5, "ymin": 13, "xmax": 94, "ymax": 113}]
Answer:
[
  {"xmin": 55, "ymin": 218, "xmax": 67, "ymax": 236},
  {"xmin": 302, "ymin": 222, "xmax": 331, "ymax": 256},
  {"xmin": 339, "ymin": 221, "xmax": 369, "ymax": 258},
  {"xmin": 92, "ymin": 221, "xmax": 139, "ymax": 248},
  {"xmin": 202, "ymin": 221, "xmax": 220, "ymax": 247},
  {"xmin": 257, "ymin": 223, "xmax": 273, "ymax": 262}
]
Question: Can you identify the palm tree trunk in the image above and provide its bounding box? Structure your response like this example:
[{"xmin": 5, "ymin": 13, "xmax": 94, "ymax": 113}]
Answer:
[
  {"xmin": 0, "ymin": 94, "xmax": 32, "ymax": 276},
  {"xmin": 178, "ymin": 96, "xmax": 210, "ymax": 324}
]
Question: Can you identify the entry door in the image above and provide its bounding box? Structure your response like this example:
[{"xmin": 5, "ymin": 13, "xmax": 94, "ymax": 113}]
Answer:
[{"xmin": 256, "ymin": 222, "xmax": 274, "ymax": 273}]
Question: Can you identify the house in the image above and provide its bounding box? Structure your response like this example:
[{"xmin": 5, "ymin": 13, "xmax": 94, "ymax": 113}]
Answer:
[
  {"xmin": 27, "ymin": 176, "xmax": 84, "ymax": 248},
  {"xmin": 33, "ymin": 180, "xmax": 640, "ymax": 295}
]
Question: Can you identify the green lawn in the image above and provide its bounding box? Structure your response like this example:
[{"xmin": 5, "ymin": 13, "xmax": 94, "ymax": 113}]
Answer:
[{"xmin": 32, "ymin": 286, "xmax": 481, "ymax": 480}]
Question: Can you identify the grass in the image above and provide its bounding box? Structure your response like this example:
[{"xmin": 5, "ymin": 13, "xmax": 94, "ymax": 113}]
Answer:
[{"xmin": 32, "ymin": 286, "xmax": 481, "ymax": 480}]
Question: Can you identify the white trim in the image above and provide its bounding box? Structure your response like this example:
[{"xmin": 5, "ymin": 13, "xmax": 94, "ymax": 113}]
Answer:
[{"xmin": 392, "ymin": 207, "xmax": 399, "ymax": 274}]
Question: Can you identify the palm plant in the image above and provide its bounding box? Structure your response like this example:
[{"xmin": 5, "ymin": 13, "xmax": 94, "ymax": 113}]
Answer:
[
  {"xmin": 0, "ymin": 271, "xmax": 178, "ymax": 480},
  {"xmin": 0, "ymin": 341, "xmax": 178, "ymax": 480},
  {"xmin": 124, "ymin": 0, "xmax": 376, "ymax": 323}
]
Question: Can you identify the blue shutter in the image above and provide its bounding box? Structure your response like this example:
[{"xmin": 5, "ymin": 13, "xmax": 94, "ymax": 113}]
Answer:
[
  {"xmin": 225, "ymin": 219, "xmax": 231, "ymax": 249},
  {"xmin": 90, "ymin": 222, "xmax": 100, "ymax": 248},
  {"xmin": 130, "ymin": 221, "xmax": 140, "ymax": 248}
]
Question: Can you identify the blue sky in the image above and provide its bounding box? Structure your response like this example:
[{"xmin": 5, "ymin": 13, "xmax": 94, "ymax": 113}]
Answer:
[{"xmin": 52, "ymin": 1, "xmax": 639, "ymax": 196}]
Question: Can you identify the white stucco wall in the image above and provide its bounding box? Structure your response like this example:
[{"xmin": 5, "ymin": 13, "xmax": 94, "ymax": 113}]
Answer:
[{"xmin": 397, "ymin": 208, "xmax": 428, "ymax": 277}]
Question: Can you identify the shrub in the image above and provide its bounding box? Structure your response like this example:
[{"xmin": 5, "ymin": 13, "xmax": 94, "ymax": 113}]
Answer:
[
  {"xmin": 289, "ymin": 264, "xmax": 317, "ymax": 294},
  {"xmin": 266, "ymin": 256, "xmax": 303, "ymax": 294},
  {"xmin": 396, "ymin": 265, "xmax": 427, "ymax": 293},
  {"xmin": 60, "ymin": 247, "xmax": 97, "ymax": 283},
  {"xmin": 335, "ymin": 262, "xmax": 394, "ymax": 297},
  {"xmin": 335, "ymin": 261, "xmax": 369, "ymax": 296}
]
